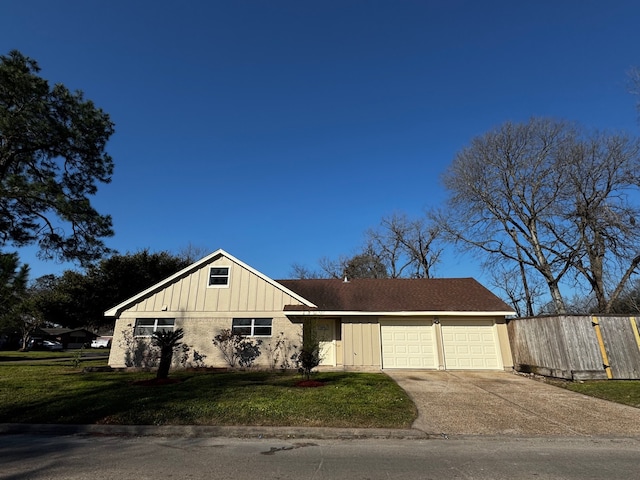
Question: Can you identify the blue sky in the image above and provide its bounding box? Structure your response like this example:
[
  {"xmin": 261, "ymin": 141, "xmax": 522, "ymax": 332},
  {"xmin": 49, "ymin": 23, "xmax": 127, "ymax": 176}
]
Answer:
[{"xmin": 2, "ymin": 1, "xmax": 640, "ymax": 283}]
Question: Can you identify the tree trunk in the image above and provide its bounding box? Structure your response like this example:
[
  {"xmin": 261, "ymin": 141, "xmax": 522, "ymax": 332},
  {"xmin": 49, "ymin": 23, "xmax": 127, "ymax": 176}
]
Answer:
[
  {"xmin": 548, "ymin": 281, "xmax": 567, "ymax": 314},
  {"xmin": 156, "ymin": 346, "xmax": 172, "ymax": 379}
]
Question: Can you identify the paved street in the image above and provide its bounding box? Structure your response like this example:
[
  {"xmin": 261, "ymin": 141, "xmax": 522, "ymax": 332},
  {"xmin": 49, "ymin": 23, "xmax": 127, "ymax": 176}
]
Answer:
[{"xmin": 2, "ymin": 433, "xmax": 640, "ymax": 480}]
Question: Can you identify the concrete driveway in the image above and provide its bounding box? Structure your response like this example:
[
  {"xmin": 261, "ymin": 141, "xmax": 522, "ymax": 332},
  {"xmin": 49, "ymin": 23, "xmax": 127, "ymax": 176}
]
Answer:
[{"xmin": 386, "ymin": 370, "xmax": 640, "ymax": 437}]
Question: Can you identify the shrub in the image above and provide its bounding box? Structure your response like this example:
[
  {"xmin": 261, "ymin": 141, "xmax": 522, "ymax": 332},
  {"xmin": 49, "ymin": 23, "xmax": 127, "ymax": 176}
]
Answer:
[
  {"xmin": 292, "ymin": 346, "xmax": 321, "ymax": 380},
  {"xmin": 291, "ymin": 321, "xmax": 322, "ymax": 379},
  {"xmin": 212, "ymin": 329, "xmax": 262, "ymax": 368},
  {"xmin": 263, "ymin": 332, "xmax": 297, "ymax": 370},
  {"xmin": 119, "ymin": 327, "xmax": 158, "ymax": 368}
]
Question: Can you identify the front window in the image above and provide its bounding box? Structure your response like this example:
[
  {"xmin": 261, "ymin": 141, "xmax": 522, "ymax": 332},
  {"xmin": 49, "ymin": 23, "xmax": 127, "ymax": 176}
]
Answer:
[
  {"xmin": 232, "ymin": 318, "xmax": 272, "ymax": 337},
  {"xmin": 208, "ymin": 267, "xmax": 230, "ymax": 287},
  {"xmin": 134, "ymin": 318, "xmax": 175, "ymax": 337}
]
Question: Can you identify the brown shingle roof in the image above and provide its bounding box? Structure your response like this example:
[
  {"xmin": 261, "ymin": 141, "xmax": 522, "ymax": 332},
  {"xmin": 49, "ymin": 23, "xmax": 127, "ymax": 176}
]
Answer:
[{"xmin": 278, "ymin": 278, "xmax": 514, "ymax": 313}]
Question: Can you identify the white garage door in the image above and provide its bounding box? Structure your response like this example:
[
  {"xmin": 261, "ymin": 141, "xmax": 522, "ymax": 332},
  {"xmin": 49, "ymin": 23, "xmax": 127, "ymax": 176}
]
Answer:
[
  {"xmin": 381, "ymin": 320, "xmax": 437, "ymax": 369},
  {"xmin": 441, "ymin": 320, "xmax": 501, "ymax": 370}
]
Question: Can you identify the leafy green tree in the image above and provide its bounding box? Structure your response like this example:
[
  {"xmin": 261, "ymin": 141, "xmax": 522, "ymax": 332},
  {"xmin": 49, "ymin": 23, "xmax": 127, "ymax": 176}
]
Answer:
[
  {"xmin": 0, "ymin": 253, "xmax": 29, "ymax": 332},
  {"xmin": 343, "ymin": 250, "xmax": 389, "ymax": 279},
  {"xmin": 0, "ymin": 50, "xmax": 115, "ymax": 265},
  {"xmin": 30, "ymin": 271, "xmax": 88, "ymax": 328},
  {"xmin": 313, "ymin": 249, "xmax": 389, "ymax": 279},
  {"xmin": 0, "ymin": 253, "xmax": 36, "ymax": 349},
  {"xmin": 0, "ymin": 253, "xmax": 28, "ymax": 319},
  {"xmin": 33, "ymin": 250, "xmax": 192, "ymax": 329}
]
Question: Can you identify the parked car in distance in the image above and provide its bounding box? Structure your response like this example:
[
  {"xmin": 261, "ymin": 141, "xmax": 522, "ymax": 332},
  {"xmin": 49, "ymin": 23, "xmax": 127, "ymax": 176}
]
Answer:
[
  {"xmin": 90, "ymin": 336, "xmax": 112, "ymax": 349},
  {"xmin": 28, "ymin": 339, "xmax": 64, "ymax": 351},
  {"xmin": 43, "ymin": 340, "xmax": 64, "ymax": 351}
]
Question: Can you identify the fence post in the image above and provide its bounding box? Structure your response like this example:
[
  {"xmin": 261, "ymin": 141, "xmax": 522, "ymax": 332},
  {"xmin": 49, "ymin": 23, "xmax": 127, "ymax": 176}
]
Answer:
[
  {"xmin": 591, "ymin": 316, "xmax": 612, "ymax": 379},
  {"xmin": 630, "ymin": 317, "xmax": 640, "ymax": 353}
]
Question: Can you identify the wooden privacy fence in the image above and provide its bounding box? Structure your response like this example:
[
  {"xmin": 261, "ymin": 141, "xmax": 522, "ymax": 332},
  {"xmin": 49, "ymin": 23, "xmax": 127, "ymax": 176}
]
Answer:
[{"xmin": 507, "ymin": 315, "xmax": 640, "ymax": 380}]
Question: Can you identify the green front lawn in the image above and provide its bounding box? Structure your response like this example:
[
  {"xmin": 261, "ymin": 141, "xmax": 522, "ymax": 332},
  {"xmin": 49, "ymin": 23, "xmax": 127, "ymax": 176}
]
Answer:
[
  {"xmin": 0, "ymin": 351, "xmax": 82, "ymax": 361},
  {"xmin": 0, "ymin": 360, "xmax": 416, "ymax": 428},
  {"xmin": 563, "ymin": 380, "xmax": 640, "ymax": 408}
]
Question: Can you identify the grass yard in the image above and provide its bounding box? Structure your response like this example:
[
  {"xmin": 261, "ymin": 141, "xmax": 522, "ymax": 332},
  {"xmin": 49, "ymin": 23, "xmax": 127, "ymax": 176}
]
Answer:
[
  {"xmin": 562, "ymin": 380, "xmax": 640, "ymax": 408},
  {"xmin": 0, "ymin": 359, "xmax": 416, "ymax": 428},
  {"xmin": 0, "ymin": 351, "xmax": 89, "ymax": 361}
]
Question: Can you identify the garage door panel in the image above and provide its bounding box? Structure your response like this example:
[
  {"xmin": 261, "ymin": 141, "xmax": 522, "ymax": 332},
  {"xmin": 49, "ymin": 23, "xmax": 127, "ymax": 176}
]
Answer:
[
  {"xmin": 441, "ymin": 322, "xmax": 502, "ymax": 370},
  {"xmin": 381, "ymin": 321, "xmax": 437, "ymax": 369}
]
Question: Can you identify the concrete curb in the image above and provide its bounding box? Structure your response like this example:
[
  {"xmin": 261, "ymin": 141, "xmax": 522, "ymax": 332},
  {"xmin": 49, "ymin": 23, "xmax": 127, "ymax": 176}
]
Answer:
[{"xmin": 0, "ymin": 423, "xmax": 431, "ymax": 440}]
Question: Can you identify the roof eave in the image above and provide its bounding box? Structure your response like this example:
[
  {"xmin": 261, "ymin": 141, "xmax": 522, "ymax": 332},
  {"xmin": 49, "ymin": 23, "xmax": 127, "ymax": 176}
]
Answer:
[{"xmin": 285, "ymin": 310, "xmax": 515, "ymax": 317}]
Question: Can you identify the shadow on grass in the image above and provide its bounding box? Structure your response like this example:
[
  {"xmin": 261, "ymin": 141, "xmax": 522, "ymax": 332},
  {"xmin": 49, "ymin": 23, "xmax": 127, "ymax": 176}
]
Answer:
[
  {"xmin": 0, "ymin": 368, "xmax": 416, "ymax": 428},
  {"xmin": 1, "ymin": 370, "xmax": 228, "ymax": 425}
]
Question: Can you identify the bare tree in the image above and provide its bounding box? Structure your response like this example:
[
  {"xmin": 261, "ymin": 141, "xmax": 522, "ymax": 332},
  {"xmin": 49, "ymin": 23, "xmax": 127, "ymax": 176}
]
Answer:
[
  {"xmin": 365, "ymin": 213, "xmax": 442, "ymax": 278},
  {"xmin": 317, "ymin": 256, "xmax": 344, "ymax": 279},
  {"xmin": 609, "ymin": 278, "xmax": 640, "ymax": 313},
  {"xmin": 441, "ymin": 117, "xmax": 640, "ymax": 314},
  {"xmin": 289, "ymin": 262, "xmax": 326, "ymax": 279},
  {"xmin": 176, "ymin": 243, "xmax": 211, "ymax": 264},
  {"xmin": 318, "ymin": 249, "xmax": 388, "ymax": 279},
  {"xmin": 290, "ymin": 213, "xmax": 442, "ymax": 280},
  {"xmin": 486, "ymin": 260, "xmax": 545, "ymax": 317},
  {"xmin": 629, "ymin": 66, "xmax": 640, "ymax": 121},
  {"xmin": 441, "ymin": 118, "xmax": 577, "ymax": 314},
  {"xmin": 560, "ymin": 132, "xmax": 640, "ymax": 312}
]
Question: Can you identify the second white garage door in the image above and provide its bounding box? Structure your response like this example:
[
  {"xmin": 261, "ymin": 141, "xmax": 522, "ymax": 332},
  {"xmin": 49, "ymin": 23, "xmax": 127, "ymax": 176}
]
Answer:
[{"xmin": 441, "ymin": 320, "xmax": 502, "ymax": 369}]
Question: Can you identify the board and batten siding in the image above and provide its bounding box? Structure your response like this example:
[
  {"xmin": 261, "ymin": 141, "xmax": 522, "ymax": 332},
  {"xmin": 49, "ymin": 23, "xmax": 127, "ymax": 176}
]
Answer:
[
  {"xmin": 120, "ymin": 258, "xmax": 305, "ymax": 315},
  {"xmin": 341, "ymin": 317, "xmax": 382, "ymax": 369},
  {"xmin": 108, "ymin": 256, "xmax": 306, "ymax": 369}
]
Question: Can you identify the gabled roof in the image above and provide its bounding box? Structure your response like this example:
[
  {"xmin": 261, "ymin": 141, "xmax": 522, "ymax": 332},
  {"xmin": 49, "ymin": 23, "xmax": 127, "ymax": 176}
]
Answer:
[
  {"xmin": 104, "ymin": 249, "xmax": 315, "ymax": 318},
  {"xmin": 38, "ymin": 328, "xmax": 95, "ymax": 336},
  {"xmin": 104, "ymin": 248, "xmax": 513, "ymax": 318},
  {"xmin": 277, "ymin": 278, "xmax": 514, "ymax": 314}
]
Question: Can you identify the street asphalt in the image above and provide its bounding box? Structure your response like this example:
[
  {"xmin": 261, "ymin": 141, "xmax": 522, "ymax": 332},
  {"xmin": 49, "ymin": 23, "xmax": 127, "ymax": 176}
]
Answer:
[{"xmin": 1, "ymin": 370, "xmax": 639, "ymax": 439}]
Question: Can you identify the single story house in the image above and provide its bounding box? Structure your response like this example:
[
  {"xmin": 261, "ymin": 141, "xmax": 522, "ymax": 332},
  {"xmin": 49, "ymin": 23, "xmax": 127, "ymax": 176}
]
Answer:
[
  {"xmin": 35, "ymin": 328, "xmax": 97, "ymax": 349},
  {"xmin": 106, "ymin": 249, "xmax": 515, "ymax": 371}
]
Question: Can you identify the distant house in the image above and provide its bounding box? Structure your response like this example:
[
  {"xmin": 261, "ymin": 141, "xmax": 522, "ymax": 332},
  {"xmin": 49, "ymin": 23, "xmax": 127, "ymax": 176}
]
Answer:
[
  {"xmin": 106, "ymin": 249, "xmax": 514, "ymax": 371},
  {"xmin": 36, "ymin": 328, "xmax": 97, "ymax": 349}
]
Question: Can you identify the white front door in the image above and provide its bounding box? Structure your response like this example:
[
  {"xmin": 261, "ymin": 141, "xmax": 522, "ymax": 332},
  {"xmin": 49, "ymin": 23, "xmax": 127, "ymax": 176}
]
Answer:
[{"xmin": 315, "ymin": 318, "xmax": 336, "ymax": 366}]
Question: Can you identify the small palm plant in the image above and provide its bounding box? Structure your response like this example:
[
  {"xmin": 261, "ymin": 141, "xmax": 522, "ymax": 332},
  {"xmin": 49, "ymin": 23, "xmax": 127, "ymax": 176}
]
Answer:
[{"xmin": 151, "ymin": 328, "xmax": 185, "ymax": 379}]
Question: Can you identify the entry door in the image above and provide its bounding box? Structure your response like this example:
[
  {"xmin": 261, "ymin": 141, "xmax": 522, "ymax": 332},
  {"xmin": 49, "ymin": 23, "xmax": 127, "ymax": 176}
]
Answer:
[{"xmin": 315, "ymin": 318, "xmax": 336, "ymax": 366}]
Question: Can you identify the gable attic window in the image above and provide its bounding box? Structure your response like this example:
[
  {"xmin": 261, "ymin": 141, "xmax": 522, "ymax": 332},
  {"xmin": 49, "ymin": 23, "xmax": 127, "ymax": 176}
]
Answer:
[
  {"xmin": 208, "ymin": 267, "xmax": 230, "ymax": 287},
  {"xmin": 232, "ymin": 318, "xmax": 272, "ymax": 337},
  {"xmin": 134, "ymin": 318, "xmax": 175, "ymax": 337}
]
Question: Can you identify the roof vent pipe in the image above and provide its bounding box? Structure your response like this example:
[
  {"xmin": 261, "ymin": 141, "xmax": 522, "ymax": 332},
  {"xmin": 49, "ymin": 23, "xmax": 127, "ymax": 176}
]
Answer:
[{"xmin": 343, "ymin": 276, "xmax": 349, "ymax": 283}]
